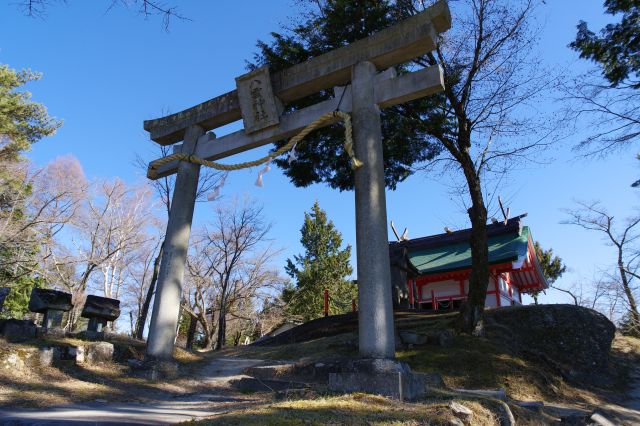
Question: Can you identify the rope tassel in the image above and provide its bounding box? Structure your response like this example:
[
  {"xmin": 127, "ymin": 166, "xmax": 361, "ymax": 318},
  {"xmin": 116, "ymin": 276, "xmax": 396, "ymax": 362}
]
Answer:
[
  {"xmin": 255, "ymin": 161, "xmax": 271, "ymax": 188},
  {"xmin": 149, "ymin": 111, "xmax": 362, "ymax": 175},
  {"xmin": 207, "ymin": 173, "xmax": 228, "ymax": 201}
]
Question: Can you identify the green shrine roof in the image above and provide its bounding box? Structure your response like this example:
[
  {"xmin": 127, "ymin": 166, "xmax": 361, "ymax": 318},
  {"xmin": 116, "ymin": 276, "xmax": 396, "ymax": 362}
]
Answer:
[{"xmin": 406, "ymin": 222, "xmax": 531, "ymax": 275}]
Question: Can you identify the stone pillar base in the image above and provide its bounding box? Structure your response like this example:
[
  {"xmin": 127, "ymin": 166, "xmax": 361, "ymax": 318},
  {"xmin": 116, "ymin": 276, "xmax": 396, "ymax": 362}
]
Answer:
[
  {"xmin": 129, "ymin": 358, "xmax": 178, "ymax": 381},
  {"xmin": 327, "ymin": 358, "xmax": 443, "ymax": 401}
]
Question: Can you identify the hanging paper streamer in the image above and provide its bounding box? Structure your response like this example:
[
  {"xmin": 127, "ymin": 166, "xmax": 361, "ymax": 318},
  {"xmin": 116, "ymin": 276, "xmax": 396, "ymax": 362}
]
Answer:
[
  {"xmin": 255, "ymin": 161, "xmax": 271, "ymax": 188},
  {"xmin": 288, "ymin": 143, "xmax": 298, "ymax": 165},
  {"xmin": 207, "ymin": 173, "xmax": 228, "ymax": 201}
]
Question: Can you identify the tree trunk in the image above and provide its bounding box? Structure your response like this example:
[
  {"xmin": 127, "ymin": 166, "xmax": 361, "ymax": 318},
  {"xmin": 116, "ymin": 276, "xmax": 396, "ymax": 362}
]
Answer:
[
  {"xmin": 199, "ymin": 315, "xmax": 213, "ymax": 349},
  {"xmin": 215, "ymin": 304, "xmax": 226, "ymax": 350},
  {"xmin": 458, "ymin": 155, "xmax": 490, "ymax": 334},
  {"xmin": 185, "ymin": 313, "xmax": 197, "ymax": 350},
  {"xmin": 618, "ymin": 250, "xmax": 640, "ymax": 326},
  {"xmin": 136, "ymin": 242, "xmax": 163, "ymax": 340}
]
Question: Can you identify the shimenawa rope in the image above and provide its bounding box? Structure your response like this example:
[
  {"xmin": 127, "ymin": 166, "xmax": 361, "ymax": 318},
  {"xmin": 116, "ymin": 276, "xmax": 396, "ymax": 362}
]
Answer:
[{"xmin": 149, "ymin": 111, "xmax": 362, "ymax": 173}]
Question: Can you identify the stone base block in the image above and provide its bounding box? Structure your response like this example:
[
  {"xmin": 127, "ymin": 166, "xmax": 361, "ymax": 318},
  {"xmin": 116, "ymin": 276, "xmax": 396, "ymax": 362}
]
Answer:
[
  {"xmin": 35, "ymin": 327, "xmax": 66, "ymax": 338},
  {"xmin": 328, "ymin": 358, "xmax": 443, "ymax": 401},
  {"xmin": 0, "ymin": 319, "xmax": 36, "ymax": 342},
  {"xmin": 129, "ymin": 359, "xmax": 178, "ymax": 381},
  {"xmin": 83, "ymin": 342, "xmax": 114, "ymax": 364}
]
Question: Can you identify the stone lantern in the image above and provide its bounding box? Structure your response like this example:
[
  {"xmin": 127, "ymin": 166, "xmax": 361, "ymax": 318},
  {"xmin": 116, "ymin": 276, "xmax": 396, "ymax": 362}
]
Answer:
[
  {"xmin": 28, "ymin": 288, "xmax": 73, "ymax": 330},
  {"xmin": 81, "ymin": 295, "xmax": 121, "ymax": 333}
]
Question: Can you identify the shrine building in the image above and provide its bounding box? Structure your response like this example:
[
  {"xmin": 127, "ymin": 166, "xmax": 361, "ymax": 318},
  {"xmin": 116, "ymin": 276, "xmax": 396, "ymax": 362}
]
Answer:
[{"xmin": 389, "ymin": 214, "xmax": 548, "ymax": 311}]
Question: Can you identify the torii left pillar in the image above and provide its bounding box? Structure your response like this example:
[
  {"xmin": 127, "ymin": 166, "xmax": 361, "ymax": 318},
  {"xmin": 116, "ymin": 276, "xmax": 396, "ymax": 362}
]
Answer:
[{"xmin": 146, "ymin": 125, "xmax": 204, "ymax": 359}]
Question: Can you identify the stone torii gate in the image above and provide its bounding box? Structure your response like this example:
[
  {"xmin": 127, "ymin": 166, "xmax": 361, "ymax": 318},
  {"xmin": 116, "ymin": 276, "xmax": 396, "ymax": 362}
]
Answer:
[{"xmin": 144, "ymin": 1, "xmax": 451, "ymax": 361}]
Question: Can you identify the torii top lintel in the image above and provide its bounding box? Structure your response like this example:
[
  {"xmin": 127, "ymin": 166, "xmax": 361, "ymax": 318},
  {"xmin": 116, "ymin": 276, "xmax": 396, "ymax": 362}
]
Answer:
[{"xmin": 143, "ymin": 1, "xmax": 451, "ymax": 146}]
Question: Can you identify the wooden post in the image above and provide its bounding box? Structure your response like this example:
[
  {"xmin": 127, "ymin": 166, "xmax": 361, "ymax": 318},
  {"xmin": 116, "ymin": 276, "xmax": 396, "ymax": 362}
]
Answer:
[
  {"xmin": 352, "ymin": 299, "xmax": 357, "ymax": 313},
  {"xmin": 146, "ymin": 125, "xmax": 204, "ymax": 360},
  {"xmin": 408, "ymin": 279, "xmax": 414, "ymax": 307},
  {"xmin": 352, "ymin": 61, "xmax": 395, "ymax": 359},
  {"xmin": 324, "ymin": 289, "xmax": 329, "ymax": 317}
]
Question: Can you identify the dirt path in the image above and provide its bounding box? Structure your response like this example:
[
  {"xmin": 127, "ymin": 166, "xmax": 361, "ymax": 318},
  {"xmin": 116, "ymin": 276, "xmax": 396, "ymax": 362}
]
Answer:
[
  {"xmin": 0, "ymin": 357, "xmax": 264, "ymax": 425},
  {"xmin": 596, "ymin": 366, "xmax": 640, "ymax": 425}
]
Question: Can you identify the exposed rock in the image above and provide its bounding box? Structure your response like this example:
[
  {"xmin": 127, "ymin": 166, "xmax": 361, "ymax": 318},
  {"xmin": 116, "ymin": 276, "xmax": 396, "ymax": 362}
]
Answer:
[
  {"xmin": 2, "ymin": 353, "xmax": 25, "ymax": 370},
  {"xmin": 399, "ymin": 331, "xmax": 427, "ymax": 345},
  {"xmin": 448, "ymin": 419, "xmax": 465, "ymax": 426},
  {"xmin": 438, "ymin": 329, "xmax": 455, "ymax": 347},
  {"xmin": 84, "ymin": 342, "xmax": 114, "ymax": 364},
  {"xmin": 38, "ymin": 347, "xmax": 55, "ymax": 366},
  {"xmin": 129, "ymin": 359, "xmax": 178, "ymax": 380},
  {"xmin": 450, "ymin": 401, "xmax": 473, "ymax": 424},
  {"xmin": 483, "ymin": 304, "xmax": 616, "ymax": 382},
  {"xmin": 0, "ymin": 319, "xmax": 36, "ymax": 342},
  {"xmin": 1, "ymin": 346, "xmax": 55, "ymax": 371}
]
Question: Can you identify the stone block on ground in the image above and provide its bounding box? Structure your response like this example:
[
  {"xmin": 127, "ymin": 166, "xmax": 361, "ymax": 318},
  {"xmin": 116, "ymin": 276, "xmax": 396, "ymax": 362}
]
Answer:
[
  {"xmin": 129, "ymin": 359, "xmax": 178, "ymax": 380},
  {"xmin": 399, "ymin": 331, "xmax": 427, "ymax": 345},
  {"xmin": 83, "ymin": 342, "xmax": 114, "ymax": 364},
  {"xmin": 450, "ymin": 401, "xmax": 473, "ymax": 424},
  {"xmin": 35, "ymin": 327, "xmax": 66, "ymax": 338},
  {"xmin": 0, "ymin": 319, "xmax": 36, "ymax": 342},
  {"xmin": 0, "ymin": 346, "xmax": 56, "ymax": 371},
  {"xmin": 327, "ymin": 358, "xmax": 443, "ymax": 401}
]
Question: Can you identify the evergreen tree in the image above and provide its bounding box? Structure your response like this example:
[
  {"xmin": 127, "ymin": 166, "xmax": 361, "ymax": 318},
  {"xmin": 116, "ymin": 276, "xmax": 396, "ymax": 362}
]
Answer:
[
  {"xmin": 534, "ymin": 241, "xmax": 567, "ymax": 285},
  {"xmin": 284, "ymin": 201, "xmax": 356, "ymax": 321},
  {"xmin": 532, "ymin": 241, "xmax": 567, "ymax": 305},
  {"xmin": 0, "ymin": 64, "xmax": 60, "ymax": 163},
  {"xmin": 251, "ymin": 0, "xmax": 445, "ymax": 191},
  {"xmin": 571, "ymin": 0, "xmax": 640, "ymax": 88},
  {"xmin": 0, "ymin": 64, "xmax": 60, "ymax": 315}
]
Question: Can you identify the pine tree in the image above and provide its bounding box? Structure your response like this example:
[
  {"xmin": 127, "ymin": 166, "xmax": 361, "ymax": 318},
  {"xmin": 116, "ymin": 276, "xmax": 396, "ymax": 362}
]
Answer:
[
  {"xmin": 531, "ymin": 241, "xmax": 567, "ymax": 305},
  {"xmin": 251, "ymin": 0, "xmax": 445, "ymax": 191},
  {"xmin": 571, "ymin": 0, "xmax": 640, "ymax": 88},
  {"xmin": 284, "ymin": 201, "xmax": 356, "ymax": 321},
  {"xmin": 0, "ymin": 64, "xmax": 60, "ymax": 315}
]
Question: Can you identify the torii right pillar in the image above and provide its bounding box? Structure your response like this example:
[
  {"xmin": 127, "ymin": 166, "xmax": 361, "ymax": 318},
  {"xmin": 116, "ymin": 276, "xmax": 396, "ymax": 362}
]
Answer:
[{"xmin": 352, "ymin": 61, "xmax": 396, "ymax": 359}]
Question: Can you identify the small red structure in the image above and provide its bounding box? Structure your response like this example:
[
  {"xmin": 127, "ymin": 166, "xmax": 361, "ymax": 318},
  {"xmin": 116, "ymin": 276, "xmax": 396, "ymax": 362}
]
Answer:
[{"xmin": 389, "ymin": 214, "xmax": 548, "ymax": 310}]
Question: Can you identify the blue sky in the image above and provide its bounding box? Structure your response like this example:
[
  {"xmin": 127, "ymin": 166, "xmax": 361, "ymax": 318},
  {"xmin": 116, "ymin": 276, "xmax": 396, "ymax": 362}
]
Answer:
[{"xmin": 1, "ymin": 1, "xmax": 635, "ymax": 307}]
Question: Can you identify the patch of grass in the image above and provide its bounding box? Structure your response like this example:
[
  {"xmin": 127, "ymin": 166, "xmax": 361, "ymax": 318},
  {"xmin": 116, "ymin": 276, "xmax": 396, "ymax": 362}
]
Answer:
[
  {"xmin": 396, "ymin": 334, "xmax": 570, "ymax": 402},
  {"xmin": 0, "ymin": 337, "xmax": 212, "ymax": 408},
  {"xmin": 188, "ymin": 393, "xmax": 498, "ymax": 426}
]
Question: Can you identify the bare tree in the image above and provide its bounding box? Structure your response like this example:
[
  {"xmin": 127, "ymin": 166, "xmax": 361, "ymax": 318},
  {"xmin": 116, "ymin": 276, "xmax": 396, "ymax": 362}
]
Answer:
[
  {"xmin": 182, "ymin": 200, "xmax": 281, "ymax": 349},
  {"xmin": 131, "ymin": 145, "xmax": 224, "ymax": 340},
  {"xmin": 561, "ymin": 74, "xmax": 640, "ymax": 156},
  {"xmin": 45, "ymin": 178, "xmax": 153, "ymax": 330},
  {"xmin": 401, "ymin": 0, "xmax": 556, "ymax": 331},
  {"xmin": 15, "ymin": 0, "xmax": 189, "ymax": 30},
  {"xmin": 564, "ymin": 201, "xmax": 640, "ymax": 329},
  {"xmin": 0, "ymin": 156, "xmax": 86, "ymax": 285}
]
